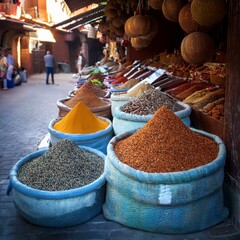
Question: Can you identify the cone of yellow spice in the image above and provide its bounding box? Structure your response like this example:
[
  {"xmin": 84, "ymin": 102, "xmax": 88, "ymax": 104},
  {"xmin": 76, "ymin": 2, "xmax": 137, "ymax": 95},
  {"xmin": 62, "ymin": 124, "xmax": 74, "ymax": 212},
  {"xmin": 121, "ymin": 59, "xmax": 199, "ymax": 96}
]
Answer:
[{"xmin": 53, "ymin": 102, "xmax": 110, "ymax": 134}]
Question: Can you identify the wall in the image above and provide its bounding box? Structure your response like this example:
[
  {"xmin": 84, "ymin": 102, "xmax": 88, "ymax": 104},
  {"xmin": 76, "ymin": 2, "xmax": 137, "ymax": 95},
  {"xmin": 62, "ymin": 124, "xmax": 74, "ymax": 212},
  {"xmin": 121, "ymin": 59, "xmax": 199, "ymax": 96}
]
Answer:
[
  {"xmin": 87, "ymin": 38, "xmax": 105, "ymax": 66},
  {"xmin": 21, "ymin": 36, "xmax": 33, "ymax": 75},
  {"xmin": 52, "ymin": 30, "xmax": 70, "ymax": 64},
  {"xmin": 38, "ymin": 0, "xmax": 47, "ymax": 21},
  {"xmin": 67, "ymin": 33, "xmax": 82, "ymax": 73}
]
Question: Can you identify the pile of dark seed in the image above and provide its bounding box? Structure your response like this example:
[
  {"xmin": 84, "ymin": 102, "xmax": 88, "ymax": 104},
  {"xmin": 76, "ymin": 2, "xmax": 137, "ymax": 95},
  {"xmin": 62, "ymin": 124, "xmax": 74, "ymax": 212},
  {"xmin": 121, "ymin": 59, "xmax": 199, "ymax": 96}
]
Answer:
[
  {"xmin": 120, "ymin": 88, "xmax": 184, "ymax": 115},
  {"xmin": 17, "ymin": 139, "xmax": 104, "ymax": 191}
]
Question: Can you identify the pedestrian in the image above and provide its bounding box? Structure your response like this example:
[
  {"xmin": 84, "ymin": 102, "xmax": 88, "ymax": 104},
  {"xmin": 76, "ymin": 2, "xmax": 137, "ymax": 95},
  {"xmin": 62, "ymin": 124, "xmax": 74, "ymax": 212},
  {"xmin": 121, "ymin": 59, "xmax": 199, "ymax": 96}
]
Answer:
[
  {"xmin": 6, "ymin": 64, "xmax": 14, "ymax": 88},
  {"xmin": 0, "ymin": 47, "xmax": 8, "ymax": 90},
  {"xmin": 6, "ymin": 48, "xmax": 15, "ymax": 88},
  {"xmin": 76, "ymin": 51, "xmax": 83, "ymax": 76},
  {"xmin": 44, "ymin": 50, "xmax": 55, "ymax": 85},
  {"xmin": 6, "ymin": 48, "xmax": 14, "ymax": 67}
]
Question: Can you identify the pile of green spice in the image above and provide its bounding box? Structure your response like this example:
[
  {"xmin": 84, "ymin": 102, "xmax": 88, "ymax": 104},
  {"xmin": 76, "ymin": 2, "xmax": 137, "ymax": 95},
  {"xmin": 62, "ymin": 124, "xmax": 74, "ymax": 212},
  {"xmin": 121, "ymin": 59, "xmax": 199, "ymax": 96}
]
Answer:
[
  {"xmin": 17, "ymin": 139, "xmax": 104, "ymax": 191},
  {"xmin": 120, "ymin": 88, "xmax": 184, "ymax": 115}
]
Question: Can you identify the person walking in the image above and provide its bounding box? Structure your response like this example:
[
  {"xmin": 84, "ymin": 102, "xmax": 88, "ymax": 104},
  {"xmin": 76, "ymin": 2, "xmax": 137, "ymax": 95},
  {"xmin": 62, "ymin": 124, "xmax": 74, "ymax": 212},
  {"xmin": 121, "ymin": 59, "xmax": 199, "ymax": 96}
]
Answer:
[
  {"xmin": 44, "ymin": 51, "xmax": 55, "ymax": 85},
  {"xmin": 76, "ymin": 51, "xmax": 83, "ymax": 76},
  {"xmin": 0, "ymin": 48, "xmax": 8, "ymax": 90},
  {"xmin": 6, "ymin": 48, "xmax": 14, "ymax": 67},
  {"xmin": 6, "ymin": 48, "xmax": 14, "ymax": 88}
]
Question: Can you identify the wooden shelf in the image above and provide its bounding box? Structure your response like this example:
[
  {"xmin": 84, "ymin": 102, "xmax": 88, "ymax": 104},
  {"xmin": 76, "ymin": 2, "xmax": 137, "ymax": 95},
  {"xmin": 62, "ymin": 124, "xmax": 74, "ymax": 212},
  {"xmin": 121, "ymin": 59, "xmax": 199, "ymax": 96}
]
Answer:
[{"xmin": 190, "ymin": 109, "xmax": 224, "ymax": 140}]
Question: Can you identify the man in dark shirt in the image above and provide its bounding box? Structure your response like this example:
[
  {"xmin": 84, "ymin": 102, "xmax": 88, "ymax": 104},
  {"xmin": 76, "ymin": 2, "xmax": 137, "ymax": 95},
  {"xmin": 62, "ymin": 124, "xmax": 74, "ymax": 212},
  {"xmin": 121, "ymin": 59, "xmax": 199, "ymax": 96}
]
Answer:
[{"xmin": 44, "ymin": 51, "xmax": 55, "ymax": 85}]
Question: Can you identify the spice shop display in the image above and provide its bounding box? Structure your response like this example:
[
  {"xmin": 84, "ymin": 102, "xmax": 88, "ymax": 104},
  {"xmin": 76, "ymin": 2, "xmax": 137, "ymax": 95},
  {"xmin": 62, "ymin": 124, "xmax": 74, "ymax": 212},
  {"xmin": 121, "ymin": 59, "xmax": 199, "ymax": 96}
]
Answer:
[
  {"xmin": 158, "ymin": 60, "xmax": 226, "ymax": 125},
  {"xmin": 103, "ymin": 106, "xmax": 228, "ymax": 233},
  {"xmin": 112, "ymin": 88, "xmax": 191, "ymax": 135},
  {"xmin": 49, "ymin": 102, "xmax": 113, "ymax": 154},
  {"xmin": 71, "ymin": 81, "xmax": 110, "ymax": 98},
  {"xmin": 110, "ymin": 81, "xmax": 154, "ymax": 115},
  {"xmin": 110, "ymin": 78, "xmax": 140, "ymax": 92},
  {"xmin": 8, "ymin": 139, "xmax": 106, "ymax": 227},
  {"xmin": 57, "ymin": 86, "xmax": 112, "ymax": 119},
  {"xmin": 64, "ymin": 87, "xmax": 109, "ymax": 109}
]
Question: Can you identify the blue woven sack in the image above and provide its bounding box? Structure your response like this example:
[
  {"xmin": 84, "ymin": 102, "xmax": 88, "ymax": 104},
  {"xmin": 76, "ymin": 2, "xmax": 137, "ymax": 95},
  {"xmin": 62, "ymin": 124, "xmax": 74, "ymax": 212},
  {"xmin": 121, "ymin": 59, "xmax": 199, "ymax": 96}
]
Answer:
[
  {"xmin": 48, "ymin": 117, "xmax": 113, "ymax": 154},
  {"xmin": 112, "ymin": 101, "xmax": 191, "ymax": 136},
  {"xmin": 103, "ymin": 128, "xmax": 229, "ymax": 234},
  {"xmin": 110, "ymin": 93, "xmax": 136, "ymax": 116},
  {"xmin": 7, "ymin": 146, "xmax": 106, "ymax": 227}
]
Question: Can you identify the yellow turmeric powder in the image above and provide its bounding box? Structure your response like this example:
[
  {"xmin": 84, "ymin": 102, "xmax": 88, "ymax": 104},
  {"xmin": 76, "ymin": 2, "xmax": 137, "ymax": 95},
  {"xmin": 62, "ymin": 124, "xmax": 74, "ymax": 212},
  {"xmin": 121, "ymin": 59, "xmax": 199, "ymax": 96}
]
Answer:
[{"xmin": 53, "ymin": 102, "xmax": 109, "ymax": 134}]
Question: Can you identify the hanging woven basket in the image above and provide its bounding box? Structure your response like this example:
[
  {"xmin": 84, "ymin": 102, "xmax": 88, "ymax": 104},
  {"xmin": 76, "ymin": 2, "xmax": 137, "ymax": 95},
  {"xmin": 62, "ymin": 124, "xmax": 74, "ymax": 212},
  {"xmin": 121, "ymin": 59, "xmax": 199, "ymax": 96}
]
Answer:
[
  {"xmin": 191, "ymin": 0, "xmax": 227, "ymax": 26},
  {"xmin": 105, "ymin": 3, "xmax": 118, "ymax": 20},
  {"xmin": 148, "ymin": 0, "xmax": 164, "ymax": 10},
  {"xmin": 131, "ymin": 34, "xmax": 152, "ymax": 50},
  {"xmin": 124, "ymin": 14, "xmax": 152, "ymax": 37},
  {"xmin": 162, "ymin": 0, "xmax": 184, "ymax": 22},
  {"xmin": 112, "ymin": 17, "xmax": 123, "ymax": 29},
  {"xmin": 179, "ymin": 3, "xmax": 212, "ymax": 33},
  {"xmin": 181, "ymin": 32, "xmax": 215, "ymax": 64}
]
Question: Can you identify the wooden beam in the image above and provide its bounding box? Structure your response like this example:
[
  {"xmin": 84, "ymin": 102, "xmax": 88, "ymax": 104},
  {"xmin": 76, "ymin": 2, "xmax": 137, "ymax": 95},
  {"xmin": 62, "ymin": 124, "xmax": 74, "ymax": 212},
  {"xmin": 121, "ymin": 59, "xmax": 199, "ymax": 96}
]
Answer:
[
  {"xmin": 52, "ymin": 3, "xmax": 105, "ymax": 28},
  {"xmin": 62, "ymin": 10, "xmax": 104, "ymax": 30}
]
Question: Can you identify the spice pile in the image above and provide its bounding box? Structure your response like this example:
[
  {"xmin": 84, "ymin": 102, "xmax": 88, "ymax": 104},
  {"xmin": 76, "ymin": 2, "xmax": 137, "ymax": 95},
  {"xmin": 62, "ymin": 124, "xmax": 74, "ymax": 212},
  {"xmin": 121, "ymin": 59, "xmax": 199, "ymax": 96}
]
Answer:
[
  {"xmin": 114, "ymin": 106, "xmax": 219, "ymax": 173},
  {"xmin": 74, "ymin": 81, "xmax": 107, "ymax": 98},
  {"xmin": 65, "ymin": 87, "xmax": 109, "ymax": 109},
  {"xmin": 183, "ymin": 88, "xmax": 225, "ymax": 110},
  {"xmin": 17, "ymin": 139, "xmax": 104, "ymax": 191},
  {"xmin": 112, "ymin": 82, "xmax": 154, "ymax": 100},
  {"xmin": 121, "ymin": 82, "xmax": 154, "ymax": 97},
  {"xmin": 114, "ymin": 78, "xmax": 140, "ymax": 90},
  {"xmin": 54, "ymin": 102, "xmax": 109, "ymax": 134},
  {"xmin": 120, "ymin": 88, "xmax": 184, "ymax": 115}
]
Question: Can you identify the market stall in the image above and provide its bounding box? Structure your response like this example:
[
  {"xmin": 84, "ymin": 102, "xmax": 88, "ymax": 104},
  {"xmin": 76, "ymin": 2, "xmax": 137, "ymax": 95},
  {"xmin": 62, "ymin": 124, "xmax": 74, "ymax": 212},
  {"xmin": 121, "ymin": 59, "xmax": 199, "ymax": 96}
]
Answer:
[{"xmin": 8, "ymin": 0, "xmax": 240, "ymax": 234}]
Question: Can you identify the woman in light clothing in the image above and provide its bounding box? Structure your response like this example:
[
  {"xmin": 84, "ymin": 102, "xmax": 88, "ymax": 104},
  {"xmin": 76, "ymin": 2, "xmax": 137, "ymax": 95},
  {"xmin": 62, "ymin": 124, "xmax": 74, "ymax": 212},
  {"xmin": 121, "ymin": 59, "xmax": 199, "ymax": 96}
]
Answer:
[{"xmin": 77, "ymin": 52, "xmax": 83, "ymax": 75}]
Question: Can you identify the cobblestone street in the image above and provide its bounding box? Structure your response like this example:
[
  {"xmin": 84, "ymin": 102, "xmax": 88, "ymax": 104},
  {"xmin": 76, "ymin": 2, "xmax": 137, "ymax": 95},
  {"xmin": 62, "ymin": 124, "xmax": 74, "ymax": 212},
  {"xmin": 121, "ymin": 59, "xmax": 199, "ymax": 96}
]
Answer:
[{"xmin": 0, "ymin": 73, "xmax": 239, "ymax": 240}]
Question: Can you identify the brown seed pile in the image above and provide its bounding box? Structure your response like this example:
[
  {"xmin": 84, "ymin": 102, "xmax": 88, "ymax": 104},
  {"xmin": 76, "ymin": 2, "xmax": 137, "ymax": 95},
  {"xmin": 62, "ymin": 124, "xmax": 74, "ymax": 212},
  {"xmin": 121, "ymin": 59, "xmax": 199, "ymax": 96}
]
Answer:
[
  {"xmin": 65, "ymin": 87, "xmax": 109, "ymax": 108},
  {"xmin": 123, "ymin": 82, "xmax": 154, "ymax": 97},
  {"xmin": 114, "ymin": 106, "xmax": 219, "ymax": 173},
  {"xmin": 120, "ymin": 88, "xmax": 184, "ymax": 115},
  {"xmin": 114, "ymin": 78, "xmax": 140, "ymax": 90},
  {"xmin": 75, "ymin": 81, "xmax": 107, "ymax": 98}
]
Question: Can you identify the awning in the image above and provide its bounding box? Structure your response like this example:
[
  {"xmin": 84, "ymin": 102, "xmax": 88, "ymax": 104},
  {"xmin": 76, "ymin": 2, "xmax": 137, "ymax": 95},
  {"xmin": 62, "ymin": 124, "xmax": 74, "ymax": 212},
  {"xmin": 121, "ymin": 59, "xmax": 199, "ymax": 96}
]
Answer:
[
  {"xmin": 29, "ymin": 28, "xmax": 56, "ymax": 43},
  {"xmin": 64, "ymin": 0, "xmax": 104, "ymax": 13},
  {"xmin": 0, "ymin": 17, "xmax": 37, "ymax": 32},
  {"xmin": 52, "ymin": 3, "xmax": 105, "ymax": 31}
]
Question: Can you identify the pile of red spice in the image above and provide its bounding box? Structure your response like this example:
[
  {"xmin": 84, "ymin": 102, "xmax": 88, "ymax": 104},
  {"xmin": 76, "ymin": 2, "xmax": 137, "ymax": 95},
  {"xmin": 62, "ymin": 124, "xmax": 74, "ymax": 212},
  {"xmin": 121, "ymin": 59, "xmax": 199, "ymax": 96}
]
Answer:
[
  {"xmin": 114, "ymin": 106, "xmax": 219, "ymax": 173},
  {"xmin": 111, "ymin": 76, "xmax": 128, "ymax": 85}
]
